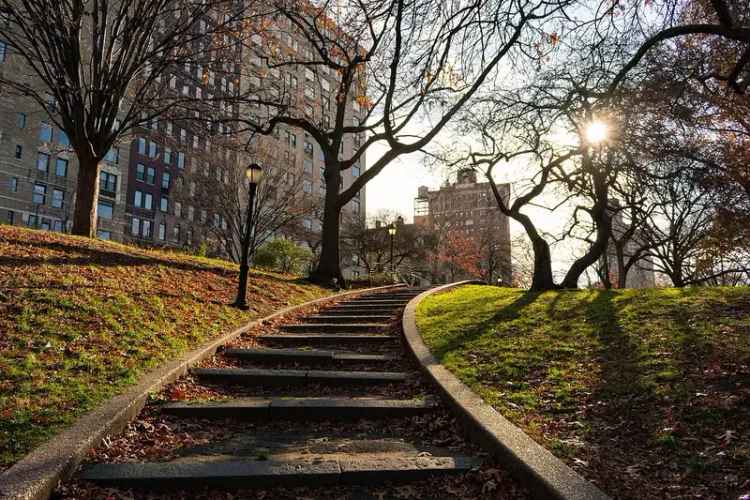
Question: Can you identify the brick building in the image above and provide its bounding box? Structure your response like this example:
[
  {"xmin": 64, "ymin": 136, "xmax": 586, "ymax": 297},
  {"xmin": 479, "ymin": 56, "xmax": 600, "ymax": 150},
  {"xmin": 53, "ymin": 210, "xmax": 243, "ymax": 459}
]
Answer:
[
  {"xmin": 414, "ymin": 169, "xmax": 512, "ymax": 283},
  {"xmin": 0, "ymin": 4, "xmax": 366, "ymax": 272}
]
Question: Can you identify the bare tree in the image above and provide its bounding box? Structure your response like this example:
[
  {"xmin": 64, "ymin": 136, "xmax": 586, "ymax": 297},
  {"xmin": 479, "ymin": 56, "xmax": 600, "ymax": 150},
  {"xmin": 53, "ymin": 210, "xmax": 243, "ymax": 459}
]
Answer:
[
  {"xmin": 173, "ymin": 141, "xmax": 317, "ymax": 263},
  {"xmin": 230, "ymin": 0, "xmax": 577, "ymax": 284},
  {"xmin": 342, "ymin": 212, "xmax": 436, "ymax": 276},
  {"xmin": 0, "ymin": 0, "xmax": 250, "ymax": 236}
]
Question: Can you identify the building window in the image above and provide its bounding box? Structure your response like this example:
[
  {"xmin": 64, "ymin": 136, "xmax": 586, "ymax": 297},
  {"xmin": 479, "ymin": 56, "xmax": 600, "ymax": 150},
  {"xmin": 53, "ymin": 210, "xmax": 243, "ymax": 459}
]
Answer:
[
  {"xmin": 160, "ymin": 196, "xmax": 168, "ymax": 212},
  {"xmin": 40, "ymin": 219, "xmax": 51, "ymax": 231},
  {"xmin": 137, "ymin": 137, "xmax": 146, "ymax": 155},
  {"xmin": 136, "ymin": 163, "xmax": 146, "ymax": 181},
  {"xmin": 176, "ymin": 151, "xmax": 185, "ymax": 169},
  {"xmin": 141, "ymin": 219, "xmax": 152, "ymax": 238},
  {"xmin": 39, "ymin": 122, "xmax": 53, "ymax": 142},
  {"xmin": 352, "ymin": 165, "xmax": 360, "ymax": 177},
  {"xmin": 161, "ymin": 172, "xmax": 171, "ymax": 190},
  {"xmin": 303, "ymin": 180, "xmax": 312, "ymax": 193},
  {"xmin": 164, "ymin": 148, "xmax": 172, "ymax": 165},
  {"xmin": 303, "ymin": 159, "xmax": 313, "ymax": 173},
  {"xmin": 97, "ymin": 199, "xmax": 114, "ymax": 219},
  {"xmin": 97, "ymin": 229, "xmax": 112, "ymax": 240},
  {"xmin": 131, "ymin": 217, "xmax": 140, "ymax": 236},
  {"xmin": 26, "ymin": 214, "xmax": 38, "ymax": 227},
  {"xmin": 51, "ymin": 189, "xmax": 64, "ymax": 208},
  {"xmin": 148, "ymin": 141, "xmax": 157, "ymax": 158},
  {"xmin": 146, "ymin": 166, "xmax": 155, "ymax": 185},
  {"xmin": 53, "ymin": 220, "xmax": 63, "ymax": 232},
  {"xmin": 303, "ymin": 218, "xmax": 312, "ymax": 230},
  {"xmin": 286, "ymin": 131, "xmax": 296, "ymax": 147},
  {"xmin": 174, "ymin": 201, "xmax": 182, "ymax": 217},
  {"xmin": 172, "ymin": 224, "xmax": 180, "ymax": 241},
  {"xmin": 6, "ymin": 210, "xmax": 15, "ymax": 225},
  {"xmin": 9, "ymin": 177, "xmax": 18, "ymax": 192},
  {"xmin": 33, "ymin": 183, "xmax": 47, "ymax": 204},
  {"xmin": 304, "ymin": 140, "xmax": 314, "ymax": 156},
  {"xmin": 158, "ymin": 223, "xmax": 166, "ymax": 241},
  {"xmin": 59, "ymin": 131, "xmax": 71, "ymax": 148},
  {"xmin": 14, "ymin": 145, "xmax": 22, "ymax": 159},
  {"xmin": 37, "ymin": 152, "xmax": 50, "ymax": 172},
  {"xmin": 55, "ymin": 158, "xmax": 68, "ymax": 177},
  {"xmin": 105, "ymin": 147, "xmax": 119, "ymax": 164},
  {"xmin": 16, "ymin": 113, "xmax": 26, "ymax": 129},
  {"xmin": 0, "ymin": 41, "xmax": 7, "ymax": 63},
  {"xmin": 100, "ymin": 172, "xmax": 117, "ymax": 195}
]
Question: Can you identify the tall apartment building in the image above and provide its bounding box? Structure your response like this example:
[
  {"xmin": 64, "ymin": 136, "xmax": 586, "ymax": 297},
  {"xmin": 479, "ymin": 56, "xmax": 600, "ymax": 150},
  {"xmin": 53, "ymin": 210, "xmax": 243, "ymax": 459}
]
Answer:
[
  {"xmin": 0, "ymin": 95, "xmax": 128, "ymax": 240},
  {"xmin": 414, "ymin": 169, "xmax": 512, "ymax": 283},
  {"xmin": 0, "ymin": 5, "xmax": 366, "ymax": 270}
]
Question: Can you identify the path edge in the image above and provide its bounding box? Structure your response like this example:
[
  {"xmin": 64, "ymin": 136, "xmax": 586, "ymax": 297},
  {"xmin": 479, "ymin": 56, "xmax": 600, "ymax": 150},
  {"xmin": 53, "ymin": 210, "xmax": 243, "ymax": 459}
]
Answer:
[
  {"xmin": 0, "ymin": 283, "xmax": 405, "ymax": 500},
  {"xmin": 402, "ymin": 282, "xmax": 610, "ymax": 500}
]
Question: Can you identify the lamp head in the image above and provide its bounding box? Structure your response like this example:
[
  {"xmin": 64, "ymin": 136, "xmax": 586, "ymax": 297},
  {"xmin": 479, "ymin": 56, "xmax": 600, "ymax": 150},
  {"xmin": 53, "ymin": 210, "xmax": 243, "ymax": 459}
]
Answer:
[
  {"xmin": 388, "ymin": 223, "xmax": 396, "ymax": 236},
  {"xmin": 245, "ymin": 163, "xmax": 264, "ymax": 185}
]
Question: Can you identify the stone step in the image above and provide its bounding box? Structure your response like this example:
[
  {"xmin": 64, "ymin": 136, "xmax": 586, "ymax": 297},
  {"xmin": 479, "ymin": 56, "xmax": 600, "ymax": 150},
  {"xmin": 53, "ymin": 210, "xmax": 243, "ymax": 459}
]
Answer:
[
  {"xmin": 191, "ymin": 367, "xmax": 409, "ymax": 386},
  {"xmin": 320, "ymin": 308, "xmax": 399, "ymax": 316},
  {"xmin": 279, "ymin": 323, "xmax": 390, "ymax": 333},
  {"xmin": 300, "ymin": 315, "xmax": 394, "ymax": 324},
  {"xmin": 81, "ymin": 455, "xmax": 479, "ymax": 489},
  {"xmin": 256, "ymin": 333, "xmax": 399, "ymax": 346},
  {"xmin": 325, "ymin": 305, "xmax": 402, "ymax": 312},
  {"xmin": 348, "ymin": 298, "xmax": 411, "ymax": 304},
  {"xmin": 162, "ymin": 397, "xmax": 436, "ymax": 420},
  {"xmin": 223, "ymin": 347, "xmax": 399, "ymax": 364}
]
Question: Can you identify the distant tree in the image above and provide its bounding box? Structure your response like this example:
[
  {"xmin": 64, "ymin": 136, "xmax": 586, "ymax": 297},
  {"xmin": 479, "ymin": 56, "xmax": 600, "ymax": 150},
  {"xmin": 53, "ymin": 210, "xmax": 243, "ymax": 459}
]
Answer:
[
  {"xmin": 254, "ymin": 238, "xmax": 313, "ymax": 274},
  {"xmin": 342, "ymin": 212, "xmax": 436, "ymax": 276},
  {"xmin": 174, "ymin": 142, "xmax": 316, "ymax": 262},
  {"xmin": 435, "ymin": 232, "xmax": 482, "ymax": 282},
  {"xmin": 0, "ymin": 0, "xmax": 247, "ymax": 237}
]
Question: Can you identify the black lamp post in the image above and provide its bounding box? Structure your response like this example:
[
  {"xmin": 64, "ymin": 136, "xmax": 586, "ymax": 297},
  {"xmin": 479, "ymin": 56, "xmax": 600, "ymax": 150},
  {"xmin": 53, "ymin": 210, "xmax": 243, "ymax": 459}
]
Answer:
[
  {"xmin": 233, "ymin": 163, "xmax": 264, "ymax": 309},
  {"xmin": 388, "ymin": 223, "xmax": 396, "ymax": 272}
]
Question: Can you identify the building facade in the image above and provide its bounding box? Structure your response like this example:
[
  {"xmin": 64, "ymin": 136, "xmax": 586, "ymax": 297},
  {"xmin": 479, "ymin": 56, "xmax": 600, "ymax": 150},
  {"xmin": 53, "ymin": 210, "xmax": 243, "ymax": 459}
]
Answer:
[
  {"xmin": 414, "ymin": 169, "xmax": 512, "ymax": 284},
  {"xmin": 0, "ymin": 4, "xmax": 366, "ymax": 273}
]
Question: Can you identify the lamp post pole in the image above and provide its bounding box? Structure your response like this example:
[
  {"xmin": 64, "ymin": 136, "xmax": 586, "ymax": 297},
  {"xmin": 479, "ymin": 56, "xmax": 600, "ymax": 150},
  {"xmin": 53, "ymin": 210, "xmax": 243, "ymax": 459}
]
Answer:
[
  {"xmin": 233, "ymin": 163, "xmax": 263, "ymax": 309},
  {"xmin": 388, "ymin": 223, "xmax": 396, "ymax": 273}
]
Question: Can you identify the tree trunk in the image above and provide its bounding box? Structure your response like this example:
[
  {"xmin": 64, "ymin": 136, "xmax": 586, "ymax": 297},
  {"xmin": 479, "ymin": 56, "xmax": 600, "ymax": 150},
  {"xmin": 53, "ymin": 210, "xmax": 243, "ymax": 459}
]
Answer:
[
  {"xmin": 310, "ymin": 163, "xmax": 344, "ymax": 285},
  {"xmin": 615, "ymin": 245, "xmax": 628, "ymax": 288},
  {"xmin": 530, "ymin": 234, "xmax": 556, "ymax": 290},
  {"xmin": 560, "ymin": 169, "xmax": 612, "ymax": 289},
  {"xmin": 71, "ymin": 156, "xmax": 101, "ymax": 237}
]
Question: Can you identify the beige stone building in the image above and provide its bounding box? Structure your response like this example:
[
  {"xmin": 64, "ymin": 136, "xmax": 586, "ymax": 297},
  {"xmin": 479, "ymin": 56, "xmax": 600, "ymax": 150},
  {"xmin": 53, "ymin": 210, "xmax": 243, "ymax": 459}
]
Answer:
[{"xmin": 414, "ymin": 169, "xmax": 512, "ymax": 284}]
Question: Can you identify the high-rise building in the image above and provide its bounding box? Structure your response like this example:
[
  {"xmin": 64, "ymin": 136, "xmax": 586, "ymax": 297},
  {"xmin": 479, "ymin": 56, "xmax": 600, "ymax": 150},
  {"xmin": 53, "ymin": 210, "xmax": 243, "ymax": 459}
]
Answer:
[
  {"xmin": 414, "ymin": 169, "xmax": 512, "ymax": 283},
  {"xmin": 0, "ymin": 4, "xmax": 366, "ymax": 269}
]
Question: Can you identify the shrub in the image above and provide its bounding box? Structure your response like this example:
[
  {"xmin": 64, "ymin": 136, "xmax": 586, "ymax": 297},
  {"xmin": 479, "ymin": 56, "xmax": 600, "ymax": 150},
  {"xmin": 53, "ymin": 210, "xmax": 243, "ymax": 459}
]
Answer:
[{"xmin": 254, "ymin": 239, "xmax": 313, "ymax": 275}]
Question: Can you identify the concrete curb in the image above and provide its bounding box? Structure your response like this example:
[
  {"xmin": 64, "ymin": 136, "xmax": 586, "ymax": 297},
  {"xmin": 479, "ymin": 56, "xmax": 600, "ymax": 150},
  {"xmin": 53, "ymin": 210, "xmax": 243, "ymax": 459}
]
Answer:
[
  {"xmin": 0, "ymin": 283, "xmax": 405, "ymax": 500},
  {"xmin": 402, "ymin": 282, "xmax": 610, "ymax": 500}
]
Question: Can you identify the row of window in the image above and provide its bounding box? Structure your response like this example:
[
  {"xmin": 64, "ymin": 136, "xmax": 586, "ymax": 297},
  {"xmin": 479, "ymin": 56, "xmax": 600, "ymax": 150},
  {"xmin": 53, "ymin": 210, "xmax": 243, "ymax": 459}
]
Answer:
[{"xmin": 136, "ymin": 138, "xmax": 186, "ymax": 168}]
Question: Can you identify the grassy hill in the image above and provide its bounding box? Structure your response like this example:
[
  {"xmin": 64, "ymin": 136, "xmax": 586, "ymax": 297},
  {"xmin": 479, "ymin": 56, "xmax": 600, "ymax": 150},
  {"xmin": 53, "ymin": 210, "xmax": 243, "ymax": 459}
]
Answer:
[
  {"xmin": 0, "ymin": 225, "xmax": 329, "ymax": 470},
  {"xmin": 417, "ymin": 285, "xmax": 750, "ymax": 499}
]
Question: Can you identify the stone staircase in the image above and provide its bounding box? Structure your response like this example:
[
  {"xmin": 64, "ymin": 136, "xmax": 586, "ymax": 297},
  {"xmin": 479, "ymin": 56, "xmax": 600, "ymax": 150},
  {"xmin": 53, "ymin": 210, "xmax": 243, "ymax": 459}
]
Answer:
[{"xmin": 75, "ymin": 287, "xmax": 483, "ymax": 494}]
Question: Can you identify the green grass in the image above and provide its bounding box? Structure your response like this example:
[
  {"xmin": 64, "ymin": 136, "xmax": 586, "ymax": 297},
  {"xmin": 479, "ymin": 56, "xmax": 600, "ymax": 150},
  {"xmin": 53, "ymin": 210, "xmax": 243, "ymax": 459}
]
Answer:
[
  {"xmin": 0, "ymin": 226, "xmax": 330, "ymax": 470},
  {"xmin": 417, "ymin": 285, "xmax": 750, "ymax": 498}
]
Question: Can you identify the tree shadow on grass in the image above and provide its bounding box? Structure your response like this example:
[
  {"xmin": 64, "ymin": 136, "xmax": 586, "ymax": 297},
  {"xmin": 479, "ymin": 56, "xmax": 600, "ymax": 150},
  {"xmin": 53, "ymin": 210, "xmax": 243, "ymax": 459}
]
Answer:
[
  {"xmin": 0, "ymin": 235, "xmax": 300, "ymax": 286},
  {"xmin": 429, "ymin": 289, "xmax": 543, "ymax": 358}
]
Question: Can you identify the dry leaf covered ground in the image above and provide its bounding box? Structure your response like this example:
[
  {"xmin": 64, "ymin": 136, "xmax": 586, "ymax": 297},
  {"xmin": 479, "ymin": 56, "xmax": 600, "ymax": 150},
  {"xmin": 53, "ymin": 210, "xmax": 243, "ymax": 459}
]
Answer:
[
  {"xmin": 0, "ymin": 225, "xmax": 330, "ymax": 471},
  {"xmin": 417, "ymin": 284, "xmax": 750, "ymax": 499}
]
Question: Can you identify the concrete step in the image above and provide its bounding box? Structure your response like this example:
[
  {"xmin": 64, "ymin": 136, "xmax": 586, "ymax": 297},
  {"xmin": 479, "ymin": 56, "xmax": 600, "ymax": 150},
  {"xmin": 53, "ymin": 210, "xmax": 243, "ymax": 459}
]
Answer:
[
  {"xmin": 324, "ymin": 305, "xmax": 402, "ymax": 312},
  {"xmin": 191, "ymin": 367, "xmax": 409, "ymax": 386},
  {"xmin": 348, "ymin": 298, "xmax": 411, "ymax": 303},
  {"xmin": 320, "ymin": 308, "xmax": 399, "ymax": 316},
  {"xmin": 300, "ymin": 315, "xmax": 394, "ymax": 324},
  {"xmin": 223, "ymin": 347, "xmax": 399, "ymax": 364},
  {"xmin": 279, "ymin": 323, "xmax": 390, "ymax": 333},
  {"xmin": 162, "ymin": 397, "xmax": 436, "ymax": 420},
  {"xmin": 256, "ymin": 333, "xmax": 399, "ymax": 346},
  {"xmin": 81, "ymin": 455, "xmax": 479, "ymax": 489}
]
